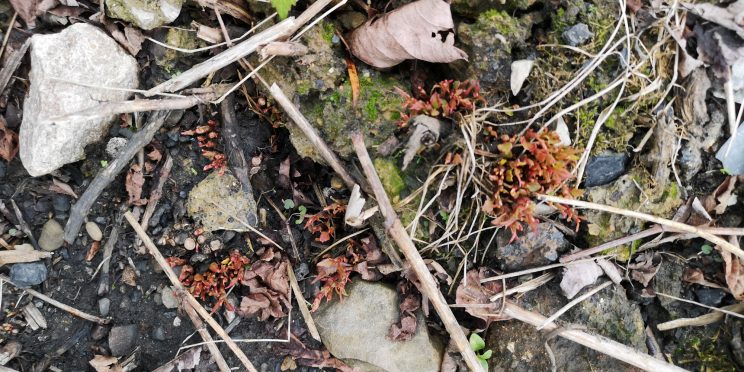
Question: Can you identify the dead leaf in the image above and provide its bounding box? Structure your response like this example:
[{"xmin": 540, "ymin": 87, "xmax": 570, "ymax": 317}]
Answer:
[
  {"xmin": 89, "ymin": 355, "xmax": 121, "ymax": 372},
  {"xmin": 195, "ymin": 0, "xmax": 252, "ymax": 24},
  {"xmin": 682, "ymin": 267, "xmax": 729, "ymax": 290},
  {"xmin": 146, "ymin": 147, "xmax": 162, "ymax": 162},
  {"xmin": 9, "ymin": 0, "xmax": 59, "ymax": 28},
  {"xmin": 280, "ymin": 334, "xmax": 355, "ymax": 372},
  {"xmin": 49, "ymin": 178, "xmax": 78, "ymax": 198},
  {"xmin": 454, "ymin": 268, "xmax": 510, "ymax": 328},
  {"xmin": 86, "ymin": 241, "xmax": 101, "ymax": 262},
  {"xmin": 102, "ymin": 17, "xmax": 145, "ymax": 56},
  {"xmin": 346, "ymin": 57, "xmax": 360, "ymax": 107},
  {"xmin": 510, "ymin": 59, "xmax": 534, "ymax": 96},
  {"xmin": 560, "ymin": 259, "xmax": 603, "ymax": 299},
  {"xmin": 349, "ymin": 0, "xmax": 468, "ymax": 68},
  {"xmin": 684, "ymin": 1, "xmax": 744, "ymax": 39},
  {"xmin": 238, "ymin": 252, "xmax": 290, "ymax": 320},
  {"xmin": 0, "ymin": 341, "xmax": 21, "ymax": 365},
  {"xmin": 121, "ymin": 266, "xmax": 137, "ymax": 287},
  {"xmin": 402, "ymin": 116, "xmax": 442, "ymax": 170},
  {"xmin": 626, "ymin": 0, "xmax": 642, "ymax": 14},
  {"xmin": 628, "ymin": 253, "xmax": 660, "ymax": 287},
  {"xmin": 703, "ymin": 176, "xmax": 737, "ymax": 215},
  {"xmin": 596, "ymin": 258, "xmax": 622, "ymax": 284},
  {"xmin": 720, "ymin": 237, "xmax": 744, "ymax": 300},
  {"xmin": 125, "ymin": 164, "xmax": 147, "ymax": 206},
  {"xmin": 0, "ymin": 118, "xmax": 19, "ymax": 162},
  {"xmin": 388, "ymin": 280, "xmax": 420, "ymax": 341}
]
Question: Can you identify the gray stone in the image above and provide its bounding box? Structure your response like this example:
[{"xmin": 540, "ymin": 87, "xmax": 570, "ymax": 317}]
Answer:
[
  {"xmin": 584, "ymin": 153, "xmax": 628, "ymax": 187},
  {"xmin": 108, "ymin": 325, "xmax": 138, "ymax": 356},
  {"xmin": 695, "ymin": 288, "xmax": 726, "ymax": 307},
  {"xmin": 562, "ymin": 23, "xmax": 594, "ymax": 46},
  {"xmin": 106, "ymin": 0, "xmax": 183, "ymax": 30},
  {"xmin": 496, "ymin": 223, "xmax": 570, "ymax": 271},
  {"xmin": 9, "ymin": 262, "xmax": 47, "ymax": 288},
  {"xmin": 105, "ymin": 137, "xmax": 128, "ymax": 158},
  {"xmin": 91, "ymin": 324, "xmax": 109, "ymax": 340},
  {"xmin": 161, "ymin": 286, "xmax": 179, "ymax": 309},
  {"xmin": 151, "ymin": 325, "xmax": 166, "ymax": 341},
  {"xmin": 314, "ymin": 281, "xmax": 443, "ymax": 372},
  {"xmin": 187, "ymin": 171, "xmax": 257, "ymax": 232},
  {"xmin": 654, "ymin": 260, "xmax": 686, "ymax": 318},
  {"xmin": 717, "ymin": 121, "xmax": 744, "ymax": 174},
  {"xmin": 98, "ymin": 298, "xmax": 111, "ymax": 317},
  {"xmin": 85, "ymin": 221, "xmax": 103, "ymax": 241},
  {"xmin": 39, "ymin": 219, "xmax": 65, "ymax": 251},
  {"xmin": 20, "ymin": 23, "xmax": 138, "ymax": 177}
]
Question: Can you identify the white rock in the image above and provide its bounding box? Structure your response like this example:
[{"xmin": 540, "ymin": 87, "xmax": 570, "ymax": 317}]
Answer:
[
  {"xmin": 85, "ymin": 222, "xmax": 103, "ymax": 241},
  {"xmin": 106, "ymin": 0, "xmax": 184, "ymax": 30},
  {"xmin": 510, "ymin": 59, "xmax": 534, "ymax": 96},
  {"xmin": 106, "ymin": 137, "xmax": 128, "ymax": 158},
  {"xmin": 20, "ymin": 23, "xmax": 138, "ymax": 177}
]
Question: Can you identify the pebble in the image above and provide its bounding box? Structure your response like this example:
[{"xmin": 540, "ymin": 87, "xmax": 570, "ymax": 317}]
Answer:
[
  {"xmin": 173, "ymin": 317, "xmax": 181, "ymax": 327},
  {"xmin": 695, "ymin": 288, "xmax": 727, "ymax": 307},
  {"xmin": 209, "ymin": 240, "xmax": 222, "ymax": 252},
  {"xmin": 152, "ymin": 326, "xmax": 166, "ymax": 341},
  {"xmin": 584, "ymin": 153, "xmax": 628, "ymax": 187},
  {"xmin": 105, "ymin": 137, "xmax": 128, "ymax": 158},
  {"xmin": 197, "ymin": 235, "xmax": 207, "ymax": 245},
  {"xmin": 98, "ymin": 298, "xmax": 110, "ymax": 316},
  {"xmin": 108, "ymin": 325, "xmax": 138, "ymax": 356},
  {"xmin": 161, "ymin": 286, "xmax": 180, "ymax": 309},
  {"xmin": 175, "ymin": 232, "xmax": 188, "ymax": 245},
  {"xmin": 39, "ymin": 219, "xmax": 65, "ymax": 251},
  {"xmin": 189, "ymin": 253, "xmax": 208, "ymax": 264},
  {"xmin": 562, "ymin": 23, "xmax": 594, "ymax": 47},
  {"xmin": 9, "ymin": 262, "xmax": 47, "ymax": 288},
  {"xmin": 52, "ymin": 196, "xmax": 70, "ymax": 212},
  {"xmin": 91, "ymin": 324, "xmax": 109, "ymax": 340},
  {"xmin": 184, "ymin": 238, "xmax": 196, "ymax": 250},
  {"xmin": 85, "ymin": 221, "xmax": 103, "ymax": 241}
]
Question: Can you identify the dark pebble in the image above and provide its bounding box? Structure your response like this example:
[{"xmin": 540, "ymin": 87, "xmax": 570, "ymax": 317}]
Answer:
[
  {"xmin": 584, "ymin": 153, "xmax": 628, "ymax": 187},
  {"xmin": 91, "ymin": 325, "xmax": 109, "ymax": 340},
  {"xmin": 52, "ymin": 196, "xmax": 70, "ymax": 212},
  {"xmin": 149, "ymin": 204, "xmax": 168, "ymax": 227},
  {"xmin": 130, "ymin": 290, "xmax": 142, "ymax": 303},
  {"xmin": 175, "ymin": 232, "xmax": 189, "ymax": 245},
  {"xmin": 190, "ymin": 253, "xmax": 209, "ymax": 264},
  {"xmin": 95, "ymin": 216, "xmax": 107, "ymax": 225},
  {"xmin": 10, "ymin": 262, "xmax": 48, "ymax": 288},
  {"xmin": 108, "ymin": 325, "xmax": 138, "ymax": 356},
  {"xmin": 178, "ymin": 135, "xmax": 191, "ymax": 143},
  {"xmin": 222, "ymin": 230, "xmax": 236, "ymax": 243},
  {"xmin": 54, "ymin": 213, "xmax": 68, "ymax": 223},
  {"xmin": 34, "ymin": 199, "xmax": 51, "ymax": 213},
  {"xmin": 151, "ymin": 226, "xmax": 162, "ymax": 235},
  {"xmin": 695, "ymin": 288, "xmax": 727, "ymax": 307},
  {"xmin": 179, "ymin": 191, "xmax": 188, "ymax": 199},
  {"xmin": 152, "ymin": 326, "xmax": 166, "ymax": 341}
]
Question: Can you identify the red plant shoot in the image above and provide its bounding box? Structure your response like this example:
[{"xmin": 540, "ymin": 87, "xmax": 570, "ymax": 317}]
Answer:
[
  {"xmin": 397, "ymin": 79, "xmax": 485, "ymax": 126},
  {"xmin": 181, "ymin": 119, "xmax": 226, "ymax": 174}
]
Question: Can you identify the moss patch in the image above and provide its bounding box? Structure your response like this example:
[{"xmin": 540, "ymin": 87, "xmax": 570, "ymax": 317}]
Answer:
[{"xmin": 374, "ymin": 158, "xmax": 406, "ymax": 202}]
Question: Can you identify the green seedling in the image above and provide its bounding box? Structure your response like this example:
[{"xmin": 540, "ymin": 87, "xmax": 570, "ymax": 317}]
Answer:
[
  {"xmin": 295, "ymin": 205, "xmax": 307, "ymax": 225},
  {"xmin": 469, "ymin": 333, "xmax": 492, "ymax": 370},
  {"xmin": 283, "ymin": 199, "xmax": 295, "ymax": 209},
  {"xmin": 700, "ymin": 244, "xmax": 713, "ymax": 255}
]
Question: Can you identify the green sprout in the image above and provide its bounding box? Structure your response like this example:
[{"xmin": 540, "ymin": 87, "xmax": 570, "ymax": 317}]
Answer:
[
  {"xmin": 469, "ymin": 333, "xmax": 492, "ymax": 370},
  {"xmin": 295, "ymin": 205, "xmax": 307, "ymax": 225},
  {"xmin": 700, "ymin": 244, "xmax": 713, "ymax": 255},
  {"xmin": 283, "ymin": 199, "xmax": 295, "ymax": 209}
]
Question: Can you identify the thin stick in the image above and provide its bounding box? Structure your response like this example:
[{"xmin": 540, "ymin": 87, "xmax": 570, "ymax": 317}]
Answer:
[
  {"xmin": 502, "ymin": 303, "xmax": 686, "ymax": 371},
  {"xmin": 220, "ymin": 93, "xmax": 258, "ymax": 225},
  {"xmin": 657, "ymin": 303, "xmax": 744, "ymax": 331},
  {"xmin": 287, "ymin": 263, "xmax": 321, "ymax": 341},
  {"xmin": 124, "ymin": 211, "xmax": 257, "ymax": 372},
  {"xmin": 655, "ymin": 292, "xmax": 744, "ymax": 320},
  {"xmin": 537, "ymin": 281, "xmax": 613, "ymax": 329},
  {"xmin": 0, "ymin": 37, "xmax": 29, "ymax": 94},
  {"xmin": 97, "ymin": 212, "xmax": 122, "ymax": 296},
  {"xmin": 270, "ymin": 83, "xmax": 359, "ymax": 190},
  {"xmin": 148, "ymin": 18, "xmax": 295, "ymax": 95},
  {"xmin": 480, "ymin": 255, "xmax": 615, "ymax": 283},
  {"xmin": 538, "ymin": 194, "xmax": 744, "ymax": 259},
  {"xmin": 64, "ymin": 111, "xmax": 168, "ymax": 243},
  {"xmin": 0, "ymin": 274, "xmax": 109, "ymax": 324},
  {"xmin": 178, "ymin": 289, "xmax": 231, "ymax": 372},
  {"xmin": 351, "ymin": 132, "xmax": 484, "ymax": 372},
  {"xmin": 488, "ymin": 273, "xmax": 555, "ymax": 302},
  {"xmin": 0, "ymin": 12, "xmax": 17, "ymax": 62},
  {"xmin": 560, "ymin": 226, "xmax": 663, "ymax": 262},
  {"xmin": 10, "ymin": 200, "xmax": 39, "ymax": 250},
  {"xmin": 723, "ymin": 73, "xmax": 738, "ymax": 157},
  {"xmin": 139, "ymin": 155, "xmax": 174, "ymax": 232}
]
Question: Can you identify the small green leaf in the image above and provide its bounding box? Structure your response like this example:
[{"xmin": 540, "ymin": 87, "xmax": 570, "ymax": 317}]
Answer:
[
  {"xmin": 701, "ymin": 244, "xmax": 713, "ymax": 255},
  {"xmin": 480, "ymin": 349, "xmax": 492, "ymax": 359},
  {"xmin": 271, "ymin": 0, "xmax": 297, "ymax": 19},
  {"xmin": 439, "ymin": 210, "xmax": 449, "ymax": 222},
  {"xmin": 295, "ymin": 205, "xmax": 307, "ymax": 225},
  {"xmin": 100, "ymin": 160, "xmax": 108, "ymax": 168},
  {"xmin": 469, "ymin": 333, "xmax": 485, "ymax": 352},
  {"xmin": 283, "ymin": 199, "xmax": 295, "ymax": 210},
  {"xmin": 478, "ymin": 358, "xmax": 489, "ymax": 371}
]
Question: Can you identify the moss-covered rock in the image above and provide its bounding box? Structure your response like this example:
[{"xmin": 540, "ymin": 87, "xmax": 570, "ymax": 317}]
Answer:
[
  {"xmin": 373, "ymin": 158, "xmax": 406, "ymax": 202},
  {"xmin": 106, "ymin": 0, "xmax": 183, "ymax": 30},
  {"xmin": 451, "ymin": 0, "xmax": 541, "ymax": 18},
  {"xmin": 155, "ymin": 28, "xmax": 203, "ymax": 75},
  {"xmin": 258, "ymin": 20, "xmax": 407, "ymax": 163}
]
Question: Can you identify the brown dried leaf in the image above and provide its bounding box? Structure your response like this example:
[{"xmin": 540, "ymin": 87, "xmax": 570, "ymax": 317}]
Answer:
[
  {"xmin": 125, "ymin": 164, "xmax": 148, "ymax": 206},
  {"xmin": 9, "ymin": 0, "xmax": 59, "ymax": 28},
  {"xmin": 454, "ymin": 269, "xmax": 509, "ymax": 328},
  {"xmin": 280, "ymin": 334, "xmax": 355, "ymax": 372},
  {"xmin": 387, "ymin": 281, "xmax": 420, "ymax": 341},
  {"xmin": 720, "ymin": 237, "xmax": 744, "ymax": 300},
  {"xmin": 628, "ymin": 253, "xmax": 660, "ymax": 287},
  {"xmin": 349, "ymin": 0, "xmax": 468, "ymax": 68},
  {"xmin": 0, "ymin": 118, "xmax": 19, "ymax": 162},
  {"xmin": 703, "ymin": 176, "xmax": 737, "ymax": 215},
  {"xmin": 346, "ymin": 57, "xmax": 361, "ymax": 107},
  {"xmin": 682, "ymin": 268, "xmax": 728, "ymax": 289},
  {"xmin": 49, "ymin": 178, "xmax": 78, "ymax": 198},
  {"xmin": 239, "ymin": 252, "xmax": 290, "ymax": 320},
  {"xmin": 89, "ymin": 355, "xmax": 122, "ymax": 372},
  {"xmin": 102, "ymin": 17, "xmax": 145, "ymax": 56},
  {"xmin": 85, "ymin": 240, "xmax": 101, "ymax": 262},
  {"xmin": 121, "ymin": 265, "xmax": 137, "ymax": 287}
]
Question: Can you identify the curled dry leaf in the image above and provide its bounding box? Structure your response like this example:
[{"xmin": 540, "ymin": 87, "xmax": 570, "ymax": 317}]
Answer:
[
  {"xmin": 455, "ymin": 268, "xmax": 510, "ymax": 328},
  {"xmin": 89, "ymin": 355, "xmax": 121, "ymax": 372},
  {"xmin": 279, "ymin": 334, "xmax": 354, "ymax": 372},
  {"xmin": 49, "ymin": 178, "xmax": 78, "ymax": 198},
  {"xmin": 684, "ymin": 1, "xmax": 744, "ymax": 39},
  {"xmin": 682, "ymin": 268, "xmax": 729, "ymax": 290},
  {"xmin": 703, "ymin": 176, "xmax": 737, "ymax": 215},
  {"xmin": 720, "ymin": 237, "xmax": 744, "ymax": 300},
  {"xmin": 628, "ymin": 253, "xmax": 660, "ymax": 287},
  {"xmin": 0, "ymin": 118, "xmax": 19, "ymax": 162},
  {"xmin": 349, "ymin": 0, "xmax": 468, "ymax": 68},
  {"xmin": 85, "ymin": 240, "xmax": 101, "ymax": 262},
  {"xmin": 125, "ymin": 164, "xmax": 147, "ymax": 206},
  {"xmin": 387, "ymin": 280, "xmax": 421, "ymax": 341},
  {"xmin": 560, "ymin": 258, "xmax": 603, "ymax": 299},
  {"xmin": 402, "ymin": 116, "xmax": 442, "ymax": 170},
  {"xmin": 9, "ymin": 0, "xmax": 59, "ymax": 28},
  {"xmin": 238, "ymin": 250, "xmax": 290, "ymax": 320}
]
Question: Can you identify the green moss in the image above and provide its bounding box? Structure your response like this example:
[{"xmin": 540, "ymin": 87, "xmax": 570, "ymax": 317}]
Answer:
[
  {"xmin": 296, "ymin": 80, "xmax": 312, "ymax": 95},
  {"xmin": 373, "ymin": 158, "xmax": 406, "ymax": 202},
  {"xmin": 674, "ymin": 334, "xmax": 736, "ymax": 371},
  {"xmin": 476, "ymin": 10, "xmax": 522, "ymax": 38},
  {"xmin": 321, "ymin": 21, "xmax": 335, "ymax": 45}
]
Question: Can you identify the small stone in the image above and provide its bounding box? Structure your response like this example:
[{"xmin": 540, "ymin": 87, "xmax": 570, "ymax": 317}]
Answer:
[
  {"xmin": 98, "ymin": 298, "xmax": 110, "ymax": 316},
  {"xmin": 330, "ymin": 176, "xmax": 344, "ymax": 190},
  {"xmin": 197, "ymin": 235, "xmax": 207, "ymax": 245},
  {"xmin": 106, "ymin": 0, "xmax": 183, "ymax": 30},
  {"xmin": 562, "ymin": 23, "xmax": 594, "ymax": 47},
  {"xmin": 85, "ymin": 222, "xmax": 103, "ymax": 241},
  {"xmin": 91, "ymin": 325, "xmax": 109, "ymax": 340},
  {"xmin": 108, "ymin": 325, "xmax": 137, "ymax": 356},
  {"xmin": 152, "ymin": 326, "xmax": 166, "ymax": 341},
  {"xmin": 173, "ymin": 317, "xmax": 181, "ymax": 327},
  {"xmin": 584, "ymin": 153, "xmax": 628, "ymax": 187},
  {"xmin": 695, "ymin": 288, "xmax": 727, "ymax": 307},
  {"xmin": 19, "ymin": 23, "xmax": 139, "ymax": 176},
  {"xmin": 496, "ymin": 223, "xmax": 570, "ymax": 271},
  {"xmin": 184, "ymin": 238, "xmax": 196, "ymax": 250},
  {"xmin": 209, "ymin": 240, "xmax": 222, "ymax": 252},
  {"xmin": 9, "ymin": 262, "xmax": 47, "ymax": 288},
  {"xmin": 105, "ymin": 137, "xmax": 128, "ymax": 158},
  {"xmin": 52, "ymin": 196, "xmax": 70, "ymax": 212},
  {"xmin": 39, "ymin": 220, "xmax": 65, "ymax": 251},
  {"xmin": 161, "ymin": 286, "xmax": 179, "ymax": 309}
]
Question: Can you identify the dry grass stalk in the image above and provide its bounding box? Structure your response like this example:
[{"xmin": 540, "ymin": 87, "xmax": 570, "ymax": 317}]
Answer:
[
  {"xmin": 124, "ymin": 211, "xmax": 258, "ymax": 372},
  {"xmin": 0, "ymin": 249, "xmax": 51, "ymax": 264},
  {"xmin": 657, "ymin": 303, "xmax": 744, "ymax": 331},
  {"xmin": 288, "ymin": 263, "xmax": 321, "ymax": 341}
]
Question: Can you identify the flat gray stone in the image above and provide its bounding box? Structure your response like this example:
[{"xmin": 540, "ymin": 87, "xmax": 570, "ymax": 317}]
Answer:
[
  {"xmin": 39, "ymin": 219, "xmax": 65, "ymax": 252},
  {"xmin": 20, "ymin": 23, "xmax": 138, "ymax": 177},
  {"xmin": 106, "ymin": 0, "xmax": 183, "ymax": 30},
  {"xmin": 9, "ymin": 262, "xmax": 47, "ymax": 288},
  {"xmin": 315, "ymin": 281, "xmax": 443, "ymax": 372},
  {"xmin": 562, "ymin": 23, "xmax": 594, "ymax": 46},
  {"xmin": 108, "ymin": 324, "xmax": 137, "ymax": 356},
  {"xmin": 161, "ymin": 286, "xmax": 179, "ymax": 309}
]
